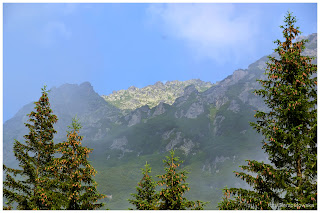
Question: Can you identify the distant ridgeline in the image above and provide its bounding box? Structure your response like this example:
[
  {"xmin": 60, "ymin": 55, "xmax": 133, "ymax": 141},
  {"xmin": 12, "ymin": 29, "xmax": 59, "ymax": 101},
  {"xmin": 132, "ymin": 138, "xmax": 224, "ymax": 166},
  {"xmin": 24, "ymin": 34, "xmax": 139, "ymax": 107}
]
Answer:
[{"xmin": 102, "ymin": 79, "xmax": 213, "ymax": 111}]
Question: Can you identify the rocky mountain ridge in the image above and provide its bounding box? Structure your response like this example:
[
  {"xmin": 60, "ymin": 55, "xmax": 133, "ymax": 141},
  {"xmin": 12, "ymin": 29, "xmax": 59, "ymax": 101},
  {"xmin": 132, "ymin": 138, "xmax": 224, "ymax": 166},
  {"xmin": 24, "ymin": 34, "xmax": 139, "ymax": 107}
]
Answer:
[{"xmin": 102, "ymin": 79, "xmax": 213, "ymax": 111}]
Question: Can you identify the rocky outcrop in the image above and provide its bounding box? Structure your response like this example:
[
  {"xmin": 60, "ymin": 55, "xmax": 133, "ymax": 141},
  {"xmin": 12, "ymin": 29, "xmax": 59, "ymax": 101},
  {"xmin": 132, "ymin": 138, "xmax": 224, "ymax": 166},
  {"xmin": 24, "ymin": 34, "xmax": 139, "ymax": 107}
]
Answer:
[
  {"xmin": 110, "ymin": 136, "xmax": 128, "ymax": 150},
  {"xmin": 227, "ymin": 100, "xmax": 240, "ymax": 113},
  {"xmin": 127, "ymin": 111, "xmax": 141, "ymax": 127},
  {"xmin": 185, "ymin": 102, "xmax": 204, "ymax": 118},
  {"xmin": 213, "ymin": 115, "xmax": 225, "ymax": 136},
  {"xmin": 179, "ymin": 140, "xmax": 195, "ymax": 156},
  {"xmin": 174, "ymin": 85, "xmax": 199, "ymax": 108},
  {"xmin": 162, "ymin": 130, "xmax": 196, "ymax": 155},
  {"xmin": 214, "ymin": 156, "xmax": 230, "ymax": 165},
  {"xmin": 110, "ymin": 136, "xmax": 132, "ymax": 155},
  {"xmin": 183, "ymin": 84, "xmax": 198, "ymax": 96},
  {"xmin": 202, "ymin": 156, "xmax": 232, "ymax": 173},
  {"xmin": 162, "ymin": 129, "xmax": 176, "ymax": 140},
  {"xmin": 153, "ymin": 102, "xmax": 166, "ymax": 116}
]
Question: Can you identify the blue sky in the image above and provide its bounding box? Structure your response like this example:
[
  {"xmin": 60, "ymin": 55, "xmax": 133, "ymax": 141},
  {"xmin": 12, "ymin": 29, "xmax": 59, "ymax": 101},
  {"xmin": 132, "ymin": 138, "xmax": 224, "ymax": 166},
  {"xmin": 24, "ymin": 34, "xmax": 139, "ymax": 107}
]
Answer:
[{"xmin": 3, "ymin": 3, "xmax": 317, "ymax": 122}]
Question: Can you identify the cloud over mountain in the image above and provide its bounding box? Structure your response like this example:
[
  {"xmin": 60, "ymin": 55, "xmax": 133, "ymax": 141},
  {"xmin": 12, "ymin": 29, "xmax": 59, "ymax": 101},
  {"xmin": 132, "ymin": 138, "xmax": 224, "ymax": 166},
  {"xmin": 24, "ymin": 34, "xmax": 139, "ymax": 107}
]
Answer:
[{"xmin": 147, "ymin": 3, "xmax": 261, "ymax": 64}]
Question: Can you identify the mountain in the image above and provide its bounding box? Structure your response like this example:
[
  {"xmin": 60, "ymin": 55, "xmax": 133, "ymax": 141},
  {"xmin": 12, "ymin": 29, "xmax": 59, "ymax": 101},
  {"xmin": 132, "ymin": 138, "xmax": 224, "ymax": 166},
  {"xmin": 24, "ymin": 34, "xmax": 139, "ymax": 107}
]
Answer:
[
  {"xmin": 3, "ymin": 33, "xmax": 317, "ymax": 209},
  {"xmin": 102, "ymin": 79, "xmax": 213, "ymax": 112},
  {"xmin": 3, "ymin": 82, "xmax": 121, "ymax": 167}
]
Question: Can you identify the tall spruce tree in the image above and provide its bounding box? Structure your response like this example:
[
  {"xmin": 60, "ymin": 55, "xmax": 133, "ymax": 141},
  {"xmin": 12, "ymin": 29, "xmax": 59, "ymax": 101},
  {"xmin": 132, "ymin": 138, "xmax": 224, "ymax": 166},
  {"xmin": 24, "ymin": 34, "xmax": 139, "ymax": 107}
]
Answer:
[
  {"xmin": 157, "ymin": 150, "xmax": 206, "ymax": 210},
  {"xmin": 3, "ymin": 86, "xmax": 62, "ymax": 210},
  {"xmin": 218, "ymin": 12, "xmax": 317, "ymax": 210},
  {"xmin": 128, "ymin": 162, "xmax": 158, "ymax": 210},
  {"xmin": 52, "ymin": 116, "xmax": 106, "ymax": 210}
]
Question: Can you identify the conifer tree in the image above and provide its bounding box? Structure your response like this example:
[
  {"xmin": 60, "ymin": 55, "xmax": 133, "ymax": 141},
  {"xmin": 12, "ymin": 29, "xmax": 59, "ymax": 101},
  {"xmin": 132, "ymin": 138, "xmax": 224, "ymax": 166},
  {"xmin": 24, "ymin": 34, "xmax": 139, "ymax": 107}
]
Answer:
[
  {"xmin": 53, "ymin": 116, "xmax": 106, "ymax": 210},
  {"xmin": 218, "ymin": 11, "xmax": 317, "ymax": 210},
  {"xmin": 128, "ymin": 162, "xmax": 158, "ymax": 210},
  {"xmin": 3, "ymin": 86, "xmax": 62, "ymax": 210},
  {"xmin": 157, "ymin": 150, "xmax": 206, "ymax": 210}
]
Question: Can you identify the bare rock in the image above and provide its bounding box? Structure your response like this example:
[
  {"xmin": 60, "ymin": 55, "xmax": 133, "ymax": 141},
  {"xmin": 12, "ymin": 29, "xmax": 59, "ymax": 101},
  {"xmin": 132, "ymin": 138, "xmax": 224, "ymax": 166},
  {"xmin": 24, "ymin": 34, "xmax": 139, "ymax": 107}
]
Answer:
[
  {"xmin": 110, "ymin": 136, "xmax": 128, "ymax": 150},
  {"xmin": 179, "ymin": 139, "xmax": 195, "ymax": 155},
  {"xmin": 213, "ymin": 115, "xmax": 225, "ymax": 136},
  {"xmin": 153, "ymin": 102, "xmax": 166, "ymax": 116},
  {"xmin": 165, "ymin": 132, "xmax": 182, "ymax": 151},
  {"xmin": 185, "ymin": 102, "xmax": 204, "ymax": 118},
  {"xmin": 162, "ymin": 128, "xmax": 176, "ymax": 140},
  {"xmin": 227, "ymin": 100, "xmax": 240, "ymax": 113},
  {"xmin": 128, "ymin": 111, "xmax": 141, "ymax": 127},
  {"xmin": 183, "ymin": 84, "xmax": 198, "ymax": 96}
]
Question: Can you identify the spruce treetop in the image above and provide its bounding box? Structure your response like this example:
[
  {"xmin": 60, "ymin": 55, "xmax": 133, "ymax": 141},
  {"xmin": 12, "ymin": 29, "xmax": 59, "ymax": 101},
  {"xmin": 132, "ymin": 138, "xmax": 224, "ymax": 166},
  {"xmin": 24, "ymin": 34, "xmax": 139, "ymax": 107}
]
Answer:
[
  {"xmin": 128, "ymin": 161, "xmax": 158, "ymax": 210},
  {"xmin": 54, "ymin": 116, "xmax": 106, "ymax": 210},
  {"xmin": 157, "ymin": 150, "xmax": 206, "ymax": 210},
  {"xmin": 3, "ymin": 85, "xmax": 60, "ymax": 210}
]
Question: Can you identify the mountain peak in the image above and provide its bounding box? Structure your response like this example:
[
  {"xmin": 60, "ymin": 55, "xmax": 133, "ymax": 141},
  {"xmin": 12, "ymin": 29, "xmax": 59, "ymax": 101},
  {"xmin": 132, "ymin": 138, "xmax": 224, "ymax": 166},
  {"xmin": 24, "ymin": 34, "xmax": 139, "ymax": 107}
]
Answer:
[
  {"xmin": 183, "ymin": 84, "xmax": 198, "ymax": 96},
  {"xmin": 155, "ymin": 81, "xmax": 165, "ymax": 87},
  {"xmin": 80, "ymin": 81, "xmax": 93, "ymax": 88},
  {"xmin": 128, "ymin": 86, "xmax": 137, "ymax": 91},
  {"xmin": 102, "ymin": 79, "xmax": 213, "ymax": 111}
]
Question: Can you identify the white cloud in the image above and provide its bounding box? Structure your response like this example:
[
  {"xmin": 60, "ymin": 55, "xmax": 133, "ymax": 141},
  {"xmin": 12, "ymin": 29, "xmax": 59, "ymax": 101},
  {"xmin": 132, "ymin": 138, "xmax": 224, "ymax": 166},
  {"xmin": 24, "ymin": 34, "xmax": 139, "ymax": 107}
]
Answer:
[{"xmin": 147, "ymin": 3, "xmax": 261, "ymax": 64}]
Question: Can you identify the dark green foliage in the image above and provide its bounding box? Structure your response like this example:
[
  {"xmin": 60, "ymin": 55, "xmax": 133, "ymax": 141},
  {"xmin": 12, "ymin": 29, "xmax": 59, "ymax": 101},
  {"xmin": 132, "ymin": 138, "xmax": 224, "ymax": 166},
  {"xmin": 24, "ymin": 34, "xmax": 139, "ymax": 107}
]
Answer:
[
  {"xmin": 54, "ymin": 117, "xmax": 106, "ymax": 210},
  {"xmin": 218, "ymin": 12, "xmax": 317, "ymax": 210},
  {"xmin": 157, "ymin": 150, "xmax": 206, "ymax": 210},
  {"xmin": 128, "ymin": 150, "xmax": 207, "ymax": 210},
  {"xmin": 128, "ymin": 162, "xmax": 158, "ymax": 209},
  {"xmin": 3, "ymin": 86, "xmax": 61, "ymax": 210},
  {"xmin": 3, "ymin": 87, "xmax": 105, "ymax": 210}
]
